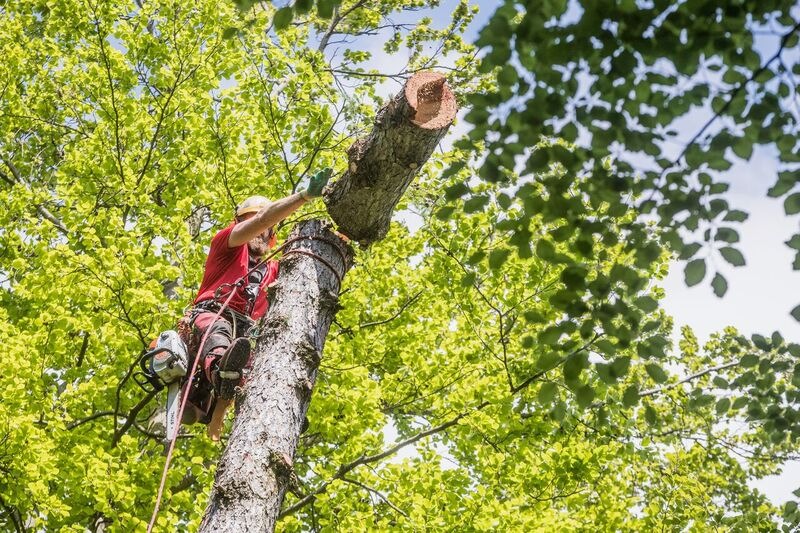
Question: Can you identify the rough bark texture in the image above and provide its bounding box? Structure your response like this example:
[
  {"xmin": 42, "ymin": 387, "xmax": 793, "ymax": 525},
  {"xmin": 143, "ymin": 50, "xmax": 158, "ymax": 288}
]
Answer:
[
  {"xmin": 199, "ymin": 71, "xmax": 456, "ymax": 532},
  {"xmin": 324, "ymin": 71, "xmax": 457, "ymax": 245},
  {"xmin": 199, "ymin": 220, "xmax": 353, "ymax": 532}
]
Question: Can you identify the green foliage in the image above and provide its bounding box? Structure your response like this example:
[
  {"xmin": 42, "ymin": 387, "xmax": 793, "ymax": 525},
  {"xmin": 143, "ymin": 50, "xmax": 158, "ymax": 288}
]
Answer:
[
  {"xmin": 460, "ymin": 0, "xmax": 800, "ymax": 320},
  {"xmin": 1, "ymin": 0, "xmax": 798, "ymax": 530}
]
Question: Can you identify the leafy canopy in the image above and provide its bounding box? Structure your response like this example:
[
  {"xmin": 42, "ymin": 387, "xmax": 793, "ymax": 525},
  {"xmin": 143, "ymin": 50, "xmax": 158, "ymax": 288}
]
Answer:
[{"xmin": 1, "ymin": 0, "xmax": 800, "ymax": 531}]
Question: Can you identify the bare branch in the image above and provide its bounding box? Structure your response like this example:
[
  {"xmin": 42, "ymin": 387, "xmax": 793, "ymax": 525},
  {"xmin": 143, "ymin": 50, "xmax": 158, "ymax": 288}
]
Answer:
[
  {"xmin": 67, "ymin": 410, "xmax": 117, "ymax": 430},
  {"xmin": 112, "ymin": 389, "xmax": 158, "ymax": 446}
]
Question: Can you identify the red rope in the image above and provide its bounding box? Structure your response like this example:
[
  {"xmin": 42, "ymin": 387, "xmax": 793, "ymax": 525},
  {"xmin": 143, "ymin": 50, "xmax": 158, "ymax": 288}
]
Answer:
[{"xmin": 146, "ymin": 288, "xmax": 237, "ymax": 533}]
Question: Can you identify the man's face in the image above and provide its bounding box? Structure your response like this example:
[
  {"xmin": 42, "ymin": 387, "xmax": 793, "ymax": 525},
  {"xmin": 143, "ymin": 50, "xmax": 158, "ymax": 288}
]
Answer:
[{"xmin": 238, "ymin": 212, "xmax": 274, "ymax": 258}]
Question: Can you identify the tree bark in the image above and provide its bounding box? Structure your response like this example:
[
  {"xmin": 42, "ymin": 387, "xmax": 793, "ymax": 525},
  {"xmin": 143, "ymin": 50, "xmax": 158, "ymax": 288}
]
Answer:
[
  {"xmin": 324, "ymin": 71, "xmax": 457, "ymax": 245},
  {"xmin": 199, "ymin": 71, "xmax": 457, "ymax": 532},
  {"xmin": 200, "ymin": 220, "xmax": 353, "ymax": 532}
]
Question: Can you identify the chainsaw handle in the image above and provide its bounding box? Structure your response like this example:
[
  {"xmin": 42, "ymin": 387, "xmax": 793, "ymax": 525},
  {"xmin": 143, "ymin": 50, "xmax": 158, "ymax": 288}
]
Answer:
[
  {"xmin": 133, "ymin": 371, "xmax": 162, "ymax": 393},
  {"xmin": 135, "ymin": 347, "xmax": 173, "ymax": 393}
]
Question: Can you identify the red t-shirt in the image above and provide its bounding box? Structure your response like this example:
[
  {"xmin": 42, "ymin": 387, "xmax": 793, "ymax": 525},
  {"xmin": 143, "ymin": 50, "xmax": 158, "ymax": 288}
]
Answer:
[{"xmin": 193, "ymin": 222, "xmax": 279, "ymax": 319}]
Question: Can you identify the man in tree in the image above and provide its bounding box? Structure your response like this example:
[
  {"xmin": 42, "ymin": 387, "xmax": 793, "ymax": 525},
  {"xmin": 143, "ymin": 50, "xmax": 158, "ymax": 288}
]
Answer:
[{"xmin": 182, "ymin": 169, "xmax": 331, "ymax": 436}]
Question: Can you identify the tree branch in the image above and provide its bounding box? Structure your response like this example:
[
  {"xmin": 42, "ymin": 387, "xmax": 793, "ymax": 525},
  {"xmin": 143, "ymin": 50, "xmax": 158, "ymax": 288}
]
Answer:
[
  {"xmin": 112, "ymin": 389, "xmax": 158, "ymax": 446},
  {"xmin": 638, "ymin": 360, "xmax": 741, "ymax": 399},
  {"xmin": 280, "ymin": 342, "xmax": 581, "ymax": 519},
  {"xmin": 1, "ymin": 157, "xmax": 69, "ymax": 236},
  {"xmin": 67, "ymin": 410, "xmax": 117, "ymax": 430},
  {"xmin": 669, "ymin": 20, "xmax": 800, "ymax": 171},
  {"xmin": 341, "ymin": 477, "xmax": 409, "ymax": 518},
  {"xmin": 357, "ymin": 291, "xmax": 423, "ymax": 329},
  {"xmin": 317, "ymin": 0, "xmax": 369, "ymax": 53}
]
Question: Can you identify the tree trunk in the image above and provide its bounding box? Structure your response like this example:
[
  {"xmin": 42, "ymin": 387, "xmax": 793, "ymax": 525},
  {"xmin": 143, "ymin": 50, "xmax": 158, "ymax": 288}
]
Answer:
[
  {"xmin": 199, "ymin": 71, "xmax": 456, "ymax": 532},
  {"xmin": 199, "ymin": 220, "xmax": 353, "ymax": 532}
]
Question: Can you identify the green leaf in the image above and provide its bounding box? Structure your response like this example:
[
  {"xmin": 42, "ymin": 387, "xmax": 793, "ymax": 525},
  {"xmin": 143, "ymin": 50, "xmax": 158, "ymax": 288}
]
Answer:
[
  {"xmin": 644, "ymin": 404, "xmax": 658, "ymax": 425},
  {"xmin": 317, "ymin": 0, "xmax": 336, "ymax": 18},
  {"xmin": 645, "ymin": 363, "xmax": 668, "ymax": 383},
  {"xmin": 535, "ymin": 239, "xmax": 556, "ymax": 261},
  {"xmin": 711, "ymin": 273, "xmax": 728, "ymax": 297},
  {"xmin": 295, "ymin": 0, "xmax": 313, "ymax": 14},
  {"xmin": 714, "ymin": 228, "xmax": 739, "ymax": 243},
  {"xmin": 444, "ymin": 182, "xmax": 470, "ymax": 200},
  {"xmin": 610, "ymin": 356, "xmax": 631, "ymax": 378},
  {"xmin": 273, "ymin": 6, "xmax": 294, "ymax": 29},
  {"xmin": 435, "ymin": 206, "xmax": 455, "ymax": 220},
  {"xmin": 684, "ymin": 258, "xmax": 706, "ymax": 286},
  {"xmin": 785, "ymin": 193, "xmax": 800, "ymax": 215},
  {"xmin": 740, "ymin": 353, "xmax": 759, "ymax": 367},
  {"xmin": 464, "ymin": 195, "xmax": 489, "ymax": 213},
  {"xmin": 722, "ymin": 209, "xmax": 748, "ymax": 222},
  {"xmin": 575, "ymin": 385, "xmax": 595, "ymax": 409},
  {"xmin": 715, "ymin": 397, "xmax": 731, "ymax": 414},
  {"xmin": 678, "ymin": 243, "xmax": 702, "ymax": 260},
  {"xmin": 594, "ymin": 339, "xmax": 617, "ymax": 356},
  {"xmin": 622, "ymin": 385, "xmax": 640, "ymax": 407},
  {"xmin": 768, "ymin": 174, "xmax": 795, "ymax": 198},
  {"xmin": 538, "ymin": 382, "xmax": 558, "ymax": 404},
  {"xmin": 791, "ymin": 304, "xmax": 800, "ymax": 322},
  {"xmin": 634, "ymin": 296, "xmax": 658, "ymax": 313},
  {"xmin": 751, "ymin": 334, "xmax": 769, "ymax": 350},
  {"xmin": 488, "ymin": 249, "xmax": 510, "ymax": 270},
  {"xmin": 719, "ymin": 246, "xmax": 745, "ymax": 267},
  {"xmin": 537, "ymin": 351, "xmax": 562, "ymax": 370}
]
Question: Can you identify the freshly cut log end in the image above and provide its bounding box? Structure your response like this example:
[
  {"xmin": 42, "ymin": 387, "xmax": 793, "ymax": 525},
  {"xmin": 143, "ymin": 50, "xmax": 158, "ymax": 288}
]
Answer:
[
  {"xmin": 324, "ymin": 71, "xmax": 458, "ymax": 246},
  {"xmin": 406, "ymin": 72, "xmax": 457, "ymax": 129}
]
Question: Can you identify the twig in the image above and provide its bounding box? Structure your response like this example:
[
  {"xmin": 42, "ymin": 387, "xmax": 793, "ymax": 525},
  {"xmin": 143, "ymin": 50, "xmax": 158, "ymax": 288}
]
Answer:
[
  {"xmin": 638, "ymin": 360, "xmax": 741, "ymax": 399},
  {"xmin": 341, "ymin": 477, "xmax": 409, "ymax": 518},
  {"xmin": 112, "ymin": 389, "xmax": 158, "ymax": 446},
  {"xmin": 358, "ymin": 291, "xmax": 423, "ymax": 329},
  {"xmin": 67, "ymin": 410, "xmax": 117, "ymax": 430},
  {"xmin": 1, "ymin": 157, "xmax": 69, "ymax": 235},
  {"xmin": 668, "ymin": 20, "xmax": 800, "ymax": 171},
  {"xmin": 279, "ymin": 343, "xmax": 582, "ymax": 519}
]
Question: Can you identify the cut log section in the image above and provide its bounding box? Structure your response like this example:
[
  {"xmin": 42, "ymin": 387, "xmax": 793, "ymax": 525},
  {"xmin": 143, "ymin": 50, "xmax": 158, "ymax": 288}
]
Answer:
[{"xmin": 324, "ymin": 71, "xmax": 457, "ymax": 245}]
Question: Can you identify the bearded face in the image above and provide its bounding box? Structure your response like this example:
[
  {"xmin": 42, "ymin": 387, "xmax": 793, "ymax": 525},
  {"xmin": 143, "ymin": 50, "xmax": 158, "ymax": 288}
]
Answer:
[{"xmin": 247, "ymin": 229, "xmax": 272, "ymax": 258}]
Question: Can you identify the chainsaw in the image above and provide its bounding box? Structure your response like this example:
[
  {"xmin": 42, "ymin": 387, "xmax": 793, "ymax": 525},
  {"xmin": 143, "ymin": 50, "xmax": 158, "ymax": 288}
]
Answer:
[{"xmin": 134, "ymin": 330, "xmax": 189, "ymax": 443}]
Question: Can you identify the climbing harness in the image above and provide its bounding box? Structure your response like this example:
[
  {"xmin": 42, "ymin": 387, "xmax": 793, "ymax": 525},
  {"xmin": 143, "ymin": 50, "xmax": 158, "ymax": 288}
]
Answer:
[{"xmin": 143, "ymin": 232, "xmax": 347, "ymax": 532}]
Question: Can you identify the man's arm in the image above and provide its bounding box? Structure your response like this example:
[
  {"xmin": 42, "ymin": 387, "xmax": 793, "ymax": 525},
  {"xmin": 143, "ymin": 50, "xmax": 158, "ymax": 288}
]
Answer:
[
  {"xmin": 228, "ymin": 192, "xmax": 306, "ymax": 248},
  {"xmin": 228, "ymin": 168, "xmax": 331, "ymax": 248}
]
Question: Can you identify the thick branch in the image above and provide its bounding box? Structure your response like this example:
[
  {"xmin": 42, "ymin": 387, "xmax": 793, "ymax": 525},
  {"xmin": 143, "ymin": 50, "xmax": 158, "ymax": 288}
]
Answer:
[{"xmin": 323, "ymin": 71, "xmax": 457, "ymax": 244}]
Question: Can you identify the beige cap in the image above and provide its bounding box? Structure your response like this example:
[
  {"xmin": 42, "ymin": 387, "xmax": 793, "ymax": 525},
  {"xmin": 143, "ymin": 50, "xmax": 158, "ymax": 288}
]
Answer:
[{"xmin": 236, "ymin": 195, "xmax": 270, "ymax": 217}]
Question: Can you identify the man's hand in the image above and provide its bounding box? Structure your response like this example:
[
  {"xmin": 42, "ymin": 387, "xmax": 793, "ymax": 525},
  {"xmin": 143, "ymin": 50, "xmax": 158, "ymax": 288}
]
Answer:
[{"xmin": 303, "ymin": 167, "xmax": 332, "ymax": 198}]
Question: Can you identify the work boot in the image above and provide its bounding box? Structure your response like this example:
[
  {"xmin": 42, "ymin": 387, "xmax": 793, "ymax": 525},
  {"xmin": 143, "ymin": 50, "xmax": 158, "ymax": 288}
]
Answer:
[{"xmin": 215, "ymin": 337, "xmax": 251, "ymax": 399}]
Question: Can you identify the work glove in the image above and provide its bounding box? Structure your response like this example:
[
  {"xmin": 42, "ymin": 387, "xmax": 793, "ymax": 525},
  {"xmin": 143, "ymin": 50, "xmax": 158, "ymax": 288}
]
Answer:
[{"xmin": 302, "ymin": 167, "xmax": 332, "ymax": 198}]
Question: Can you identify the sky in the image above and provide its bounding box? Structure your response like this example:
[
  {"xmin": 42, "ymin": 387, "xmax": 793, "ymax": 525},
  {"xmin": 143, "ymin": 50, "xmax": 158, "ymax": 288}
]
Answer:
[{"xmin": 316, "ymin": 0, "xmax": 800, "ymax": 504}]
